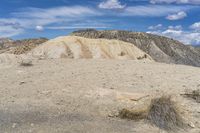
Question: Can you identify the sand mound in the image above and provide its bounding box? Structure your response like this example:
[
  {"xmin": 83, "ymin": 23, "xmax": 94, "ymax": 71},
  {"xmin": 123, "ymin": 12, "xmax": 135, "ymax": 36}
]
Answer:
[{"xmin": 29, "ymin": 36, "xmax": 153, "ymax": 60}]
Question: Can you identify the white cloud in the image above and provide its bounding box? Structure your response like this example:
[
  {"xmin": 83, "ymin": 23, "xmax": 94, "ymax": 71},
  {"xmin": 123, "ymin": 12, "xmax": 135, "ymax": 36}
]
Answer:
[
  {"xmin": 166, "ymin": 11, "xmax": 187, "ymax": 20},
  {"xmin": 35, "ymin": 25, "xmax": 44, "ymax": 31},
  {"xmin": 98, "ymin": 0, "xmax": 126, "ymax": 9},
  {"xmin": 13, "ymin": 6, "xmax": 100, "ymax": 19},
  {"xmin": 150, "ymin": 0, "xmax": 200, "ymax": 4},
  {"xmin": 190, "ymin": 22, "xmax": 200, "ymax": 31},
  {"xmin": 0, "ymin": 25, "xmax": 24, "ymax": 38},
  {"xmin": 168, "ymin": 25, "xmax": 182, "ymax": 30},
  {"xmin": 122, "ymin": 5, "xmax": 190, "ymax": 16},
  {"xmin": 148, "ymin": 24, "xmax": 163, "ymax": 30},
  {"xmin": 0, "ymin": 18, "xmax": 24, "ymax": 38},
  {"xmin": 0, "ymin": 6, "xmax": 102, "ymax": 37},
  {"xmin": 0, "ymin": 4, "xmax": 196, "ymax": 38},
  {"xmin": 147, "ymin": 25, "xmax": 200, "ymax": 45}
]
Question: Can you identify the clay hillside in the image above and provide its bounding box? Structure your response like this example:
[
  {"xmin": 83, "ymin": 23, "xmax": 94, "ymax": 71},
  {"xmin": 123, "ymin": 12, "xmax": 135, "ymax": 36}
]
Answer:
[
  {"xmin": 0, "ymin": 36, "xmax": 153, "ymax": 65},
  {"xmin": 72, "ymin": 29, "xmax": 200, "ymax": 67},
  {"xmin": 29, "ymin": 36, "xmax": 152, "ymax": 60}
]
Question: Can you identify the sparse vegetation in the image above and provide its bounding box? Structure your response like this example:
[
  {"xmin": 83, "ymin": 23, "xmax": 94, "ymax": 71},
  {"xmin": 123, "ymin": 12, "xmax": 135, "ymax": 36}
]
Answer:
[
  {"xmin": 182, "ymin": 89, "xmax": 200, "ymax": 103},
  {"xmin": 147, "ymin": 96, "xmax": 185, "ymax": 131},
  {"xmin": 119, "ymin": 108, "xmax": 148, "ymax": 121},
  {"xmin": 0, "ymin": 38, "xmax": 48, "ymax": 55},
  {"xmin": 118, "ymin": 96, "xmax": 186, "ymax": 131}
]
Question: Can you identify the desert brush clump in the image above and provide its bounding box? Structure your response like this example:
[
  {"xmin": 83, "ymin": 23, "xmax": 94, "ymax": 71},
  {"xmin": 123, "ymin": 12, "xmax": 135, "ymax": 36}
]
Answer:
[
  {"xmin": 119, "ymin": 108, "xmax": 148, "ymax": 121},
  {"xmin": 118, "ymin": 96, "xmax": 186, "ymax": 131},
  {"xmin": 182, "ymin": 89, "xmax": 200, "ymax": 103},
  {"xmin": 147, "ymin": 96, "xmax": 185, "ymax": 131}
]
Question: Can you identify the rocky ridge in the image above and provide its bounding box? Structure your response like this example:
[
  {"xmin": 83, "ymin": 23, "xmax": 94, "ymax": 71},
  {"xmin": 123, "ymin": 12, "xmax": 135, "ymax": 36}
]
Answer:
[{"xmin": 72, "ymin": 29, "xmax": 200, "ymax": 67}]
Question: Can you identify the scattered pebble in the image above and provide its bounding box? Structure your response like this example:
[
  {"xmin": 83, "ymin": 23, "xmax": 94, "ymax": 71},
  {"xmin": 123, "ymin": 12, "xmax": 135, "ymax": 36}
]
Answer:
[
  {"xmin": 12, "ymin": 123, "xmax": 17, "ymax": 128},
  {"xmin": 188, "ymin": 122, "xmax": 195, "ymax": 128},
  {"xmin": 19, "ymin": 81, "xmax": 25, "ymax": 85},
  {"xmin": 31, "ymin": 123, "xmax": 34, "ymax": 127}
]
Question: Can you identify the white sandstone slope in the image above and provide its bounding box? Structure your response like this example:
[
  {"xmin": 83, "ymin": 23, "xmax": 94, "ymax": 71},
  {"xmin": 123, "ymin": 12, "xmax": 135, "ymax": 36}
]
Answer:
[{"xmin": 29, "ymin": 36, "xmax": 153, "ymax": 60}]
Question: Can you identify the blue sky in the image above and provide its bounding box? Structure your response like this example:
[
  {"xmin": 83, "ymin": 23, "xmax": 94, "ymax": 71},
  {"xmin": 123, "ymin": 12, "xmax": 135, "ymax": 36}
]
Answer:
[{"xmin": 0, "ymin": 0, "xmax": 200, "ymax": 45}]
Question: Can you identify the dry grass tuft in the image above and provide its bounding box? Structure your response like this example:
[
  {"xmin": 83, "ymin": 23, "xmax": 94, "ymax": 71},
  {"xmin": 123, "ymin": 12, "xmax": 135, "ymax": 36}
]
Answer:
[
  {"xmin": 147, "ymin": 96, "xmax": 185, "ymax": 131},
  {"xmin": 119, "ymin": 108, "xmax": 148, "ymax": 121},
  {"xmin": 118, "ymin": 96, "xmax": 186, "ymax": 131},
  {"xmin": 182, "ymin": 89, "xmax": 200, "ymax": 103}
]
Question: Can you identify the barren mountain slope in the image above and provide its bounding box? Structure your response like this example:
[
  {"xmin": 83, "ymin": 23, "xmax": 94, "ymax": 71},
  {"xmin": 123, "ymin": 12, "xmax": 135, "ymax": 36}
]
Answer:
[
  {"xmin": 72, "ymin": 30, "xmax": 200, "ymax": 67},
  {"xmin": 0, "ymin": 38, "xmax": 14, "ymax": 51},
  {"xmin": 0, "ymin": 59, "xmax": 199, "ymax": 133},
  {"xmin": 29, "ymin": 36, "xmax": 152, "ymax": 60},
  {"xmin": 0, "ymin": 38, "xmax": 48, "ymax": 54}
]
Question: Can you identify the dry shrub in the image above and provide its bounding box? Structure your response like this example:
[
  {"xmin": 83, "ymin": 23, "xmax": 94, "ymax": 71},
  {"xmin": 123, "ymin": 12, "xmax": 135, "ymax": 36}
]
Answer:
[
  {"xmin": 147, "ymin": 96, "xmax": 185, "ymax": 131},
  {"xmin": 118, "ymin": 96, "xmax": 186, "ymax": 131},
  {"xmin": 182, "ymin": 89, "xmax": 200, "ymax": 103},
  {"xmin": 119, "ymin": 108, "xmax": 148, "ymax": 121}
]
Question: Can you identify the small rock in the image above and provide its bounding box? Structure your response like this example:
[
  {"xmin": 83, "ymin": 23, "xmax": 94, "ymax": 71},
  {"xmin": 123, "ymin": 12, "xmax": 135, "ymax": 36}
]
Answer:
[
  {"xmin": 188, "ymin": 122, "xmax": 195, "ymax": 128},
  {"xmin": 110, "ymin": 87, "xmax": 114, "ymax": 90},
  {"xmin": 12, "ymin": 123, "xmax": 17, "ymax": 128},
  {"xmin": 19, "ymin": 81, "xmax": 25, "ymax": 85},
  {"xmin": 31, "ymin": 123, "xmax": 34, "ymax": 127},
  {"xmin": 108, "ymin": 113, "xmax": 117, "ymax": 118}
]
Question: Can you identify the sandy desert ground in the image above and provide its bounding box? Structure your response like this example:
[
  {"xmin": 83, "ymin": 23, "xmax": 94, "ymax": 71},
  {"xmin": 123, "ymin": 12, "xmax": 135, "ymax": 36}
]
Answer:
[{"xmin": 0, "ymin": 59, "xmax": 200, "ymax": 133}]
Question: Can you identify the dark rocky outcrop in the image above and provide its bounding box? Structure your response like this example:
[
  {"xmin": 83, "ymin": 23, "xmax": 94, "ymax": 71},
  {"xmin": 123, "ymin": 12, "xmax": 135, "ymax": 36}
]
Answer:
[{"xmin": 72, "ymin": 29, "xmax": 200, "ymax": 67}]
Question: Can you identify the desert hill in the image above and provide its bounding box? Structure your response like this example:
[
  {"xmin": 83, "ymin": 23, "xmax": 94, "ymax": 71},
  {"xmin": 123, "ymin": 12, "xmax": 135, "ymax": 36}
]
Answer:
[
  {"xmin": 29, "ymin": 36, "xmax": 152, "ymax": 60},
  {"xmin": 0, "ymin": 38, "xmax": 14, "ymax": 50},
  {"xmin": 72, "ymin": 29, "xmax": 200, "ymax": 67},
  {"xmin": 193, "ymin": 45, "xmax": 200, "ymax": 53},
  {"xmin": 0, "ymin": 34, "xmax": 200, "ymax": 133},
  {"xmin": 0, "ymin": 38, "xmax": 48, "ymax": 54}
]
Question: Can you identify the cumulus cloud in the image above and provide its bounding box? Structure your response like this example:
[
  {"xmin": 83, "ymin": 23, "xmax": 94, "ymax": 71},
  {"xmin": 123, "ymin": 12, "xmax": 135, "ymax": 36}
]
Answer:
[
  {"xmin": 147, "ymin": 25, "xmax": 200, "ymax": 45},
  {"xmin": 98, "ymin": 0, "xmax": 126, "ymax": 9},
  {"xmin": 190, "ymin": 22, "xmax": 200, "ymax": 31},
  {"xmin": 35, "ymin": 25, "xmax": 44, "ymax": 31},
  {"xmin": 166, "ymin": 11, "xmax": 187, "ymax": 20},
  {"xmin": 150, "ymin": 0, "xmax": 200, "ymax": 4}
]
